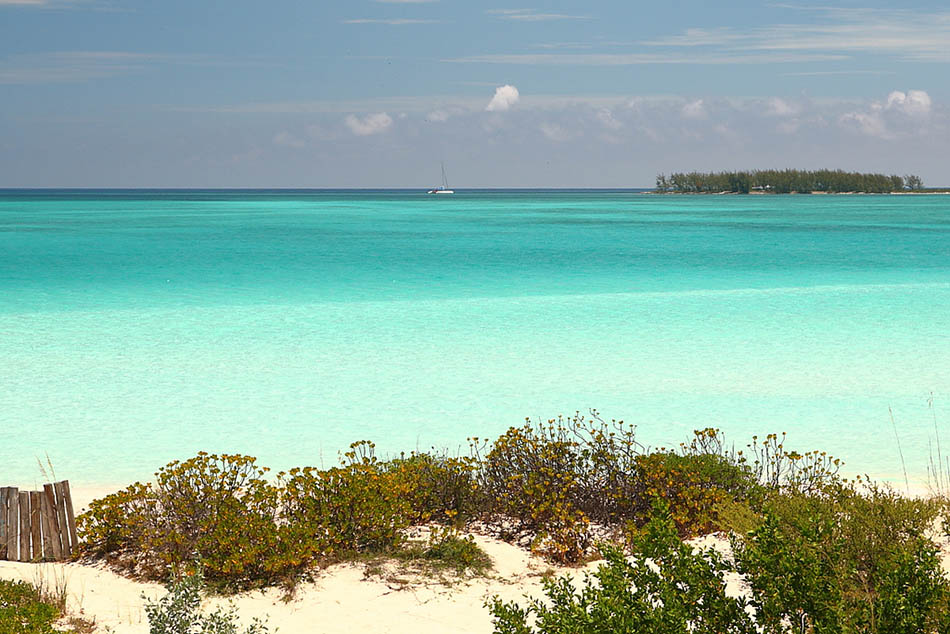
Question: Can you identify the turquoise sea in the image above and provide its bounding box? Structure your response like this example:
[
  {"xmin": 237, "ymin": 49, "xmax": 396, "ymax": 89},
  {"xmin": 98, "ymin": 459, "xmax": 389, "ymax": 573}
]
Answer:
[{"xmin": 2, "ymin": 190, "xmax": 949, "ymax": 489}]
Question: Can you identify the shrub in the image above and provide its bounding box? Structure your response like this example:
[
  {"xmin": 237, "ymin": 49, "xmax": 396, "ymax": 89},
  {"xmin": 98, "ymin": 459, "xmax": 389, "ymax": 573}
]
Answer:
[
  {"xmin": 476, "ymin": 419, "xmax": 592, "ymax": 563},
  {"xmin": 488, "ymin": 501, "xmax": 756, "ymax": 634},
  {"xmin": 634, "ymin": 451, "xmax": 752, "ymax": 537},
  {"xmin": 420, "ymin": 529, "xmax": 492, "ymax": 574},
  {"xmin": 0, "ymin": 580, "xmax": 62, "ymax": 634},
  {"xmin": 71, "ymin": 422, "xmax": 869, "ymax": 592},
  {"xmin": 278, "ymin": 441, "xmax": 414, "ymax": 567},
  {"xmin": 745, "ymin": 432, "xmax": 842, "ymax": 494},
  {"xmin": 78, "ymin": 453, "xmax": 284, "ymax": 591},
  {"xmin": 383, "ymin": 451, "xmax": 480, "ymax": 525},
  {"xmin": 734, "ymin": 482, "xmax": 950, "ymax": 633},
  {"xmin": 74, "ymin": 481, "xmax": 153, "ymax": 560},
  {"xmin": 144, "ymin": 573, "xmax": 269, "ymax": 634},
  {"xmin": 395, "ymin": 526, "xmax": 493, "ymax": 576},
  {"xmin": 474, "ymin": 412, "xmax": 646, "ymax": 563}
]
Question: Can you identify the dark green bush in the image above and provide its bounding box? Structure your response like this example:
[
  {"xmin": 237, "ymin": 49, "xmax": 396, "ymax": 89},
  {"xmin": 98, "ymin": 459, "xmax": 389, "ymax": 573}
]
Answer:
[
  {"xmin": 0, "ymin": 580, "xmax": 62, "ymax": 634},
  {"xmin": 420, "ymin": 529, "xmax": 492, "ymax": 574},
  {"xmin": 735, "ymin": 482, "xmax": 950, "ymax": 633},
  {"xmin": 393, "ymin": 526, "xmax": 493, "ymax": 576},
  {"xmin": 489, "ymin": 501, "xmax": 756, "ymax": 634},
  {"xmin": 144, "ymin": 573, "xmax": 269, "ymax": 634}
]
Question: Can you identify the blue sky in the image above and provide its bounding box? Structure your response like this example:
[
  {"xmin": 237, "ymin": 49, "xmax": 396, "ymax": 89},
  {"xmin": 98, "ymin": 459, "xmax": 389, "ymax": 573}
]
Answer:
[{"xmin": 1, "ymin": 0, "xmax": 948, "ymax": 187}]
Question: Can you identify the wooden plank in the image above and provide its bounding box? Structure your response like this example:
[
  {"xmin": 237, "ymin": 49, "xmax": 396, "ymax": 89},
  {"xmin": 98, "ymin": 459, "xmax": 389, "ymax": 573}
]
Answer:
[
  {"xmin": 41, "ymin": 484, "xmax": 63, "ymax": 560},
  {"xmin": 5, "ymin": 487, "xmax": 18, "ymax": 561},
  {"xmin": 53, "ymin": 482, "xmax": 71, "ymax": 556},
  {"xmin": 30, "ymin": 491, "xmax": 42, "ymax": 561},
  {"xmin": 38, "ymin": 489, "xmax": 53, "ymax": 559},
  {"xmin": 59, "ymin": 481, "xmax": 79, "ymax": 553},
  {"xmin": 18, "ymin": 491, "xmax": 30, "ymax": 562},
  {"xmin": 0, "ymin": 487, "xmax": 8, "ymax": 560}
]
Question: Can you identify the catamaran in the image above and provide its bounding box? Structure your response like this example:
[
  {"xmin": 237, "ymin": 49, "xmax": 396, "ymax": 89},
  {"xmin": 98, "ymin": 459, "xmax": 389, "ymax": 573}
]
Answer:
[{"xmin": 427, "ymin": 162, "xmax": 454, "ymax": 194}]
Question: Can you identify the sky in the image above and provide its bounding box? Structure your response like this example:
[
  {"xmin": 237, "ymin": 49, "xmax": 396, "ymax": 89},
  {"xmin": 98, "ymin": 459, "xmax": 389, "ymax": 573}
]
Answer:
[{"xmin": 1, "ymin": 0, "xmax": 948, "ymax": 187}]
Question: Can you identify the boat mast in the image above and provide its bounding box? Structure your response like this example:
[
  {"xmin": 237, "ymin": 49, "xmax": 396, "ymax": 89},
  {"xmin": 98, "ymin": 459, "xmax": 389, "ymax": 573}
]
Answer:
[{"xmin": 441, "ymin": 162, "xmax": 448, "ymax": 189}]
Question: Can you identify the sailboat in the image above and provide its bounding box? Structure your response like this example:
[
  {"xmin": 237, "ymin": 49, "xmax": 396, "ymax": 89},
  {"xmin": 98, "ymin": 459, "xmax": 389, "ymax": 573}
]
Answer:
[{"xmin": 426, "ymin": 162, "xmax": 455, "ymax": 194}]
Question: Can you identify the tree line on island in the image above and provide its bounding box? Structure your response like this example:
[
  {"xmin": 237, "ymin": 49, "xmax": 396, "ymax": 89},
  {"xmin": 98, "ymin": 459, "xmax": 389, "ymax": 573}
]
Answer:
[{"xmin": 655, "ymin": 169, "xmax": 925, "ymax": 194}]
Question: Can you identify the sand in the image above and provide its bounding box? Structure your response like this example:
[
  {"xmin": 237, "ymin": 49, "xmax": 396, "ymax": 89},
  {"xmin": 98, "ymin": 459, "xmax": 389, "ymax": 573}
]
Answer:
[{"xmin": 0, "ymin": 533, "xmax": 605, "ymax": 634}]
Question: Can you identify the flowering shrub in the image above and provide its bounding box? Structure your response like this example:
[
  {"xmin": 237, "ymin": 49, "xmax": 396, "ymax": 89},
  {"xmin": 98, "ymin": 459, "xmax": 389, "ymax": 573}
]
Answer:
[
  {"xmin": 383, "ymin": 451, "xmax": 480, "ymax": 525},
  {"xmin": 78, "ymin": 453, "xmax": 282, "ymax": 590},
  {"xmin": 279, "ymin": 442, "xmax": 413, "ymax": 566},
  {"xmin": 75, "ymin": 416, "xmax": 872, "ymax": 591}
]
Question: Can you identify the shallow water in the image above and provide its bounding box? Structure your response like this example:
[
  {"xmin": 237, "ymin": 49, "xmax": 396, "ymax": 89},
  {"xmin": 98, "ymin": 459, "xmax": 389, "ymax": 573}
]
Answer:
[{"xmin": 2, "ymin": 190, "xmax": 949, "ymax": 487}]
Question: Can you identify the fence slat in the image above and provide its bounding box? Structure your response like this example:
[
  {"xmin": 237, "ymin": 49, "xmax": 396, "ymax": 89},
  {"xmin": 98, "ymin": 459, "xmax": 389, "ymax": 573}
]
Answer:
[
  {"xmin": 5, "ymin": 488, "xmax": 18, "ymax": 560},
  {"xmin": 53, "ymin": 482, "xmax": 71, "ymax": 556},
  {"xmin": 30, "ymin": 491, "xmax": 42, "ymax": 560},
  {"xmin": 18, "ymin": 492, "xmax": 30, "ymax": 562},
  {"xmin": 59, "ymin": 481, "xmax": 78, "ymax": 553},
  {"xmin": 42, "ymin": 484, "xmax": 63, "ymax": 560},
  {"xmin": 0, "ymin": 487, "xmax": 8, "ymax": 560}
]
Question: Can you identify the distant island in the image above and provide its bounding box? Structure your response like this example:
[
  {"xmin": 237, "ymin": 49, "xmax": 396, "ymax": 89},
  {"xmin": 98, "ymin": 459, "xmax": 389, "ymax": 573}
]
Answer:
[{"xmin": 654, "ymin": 169, "xmax": 924, "ymax": 194}]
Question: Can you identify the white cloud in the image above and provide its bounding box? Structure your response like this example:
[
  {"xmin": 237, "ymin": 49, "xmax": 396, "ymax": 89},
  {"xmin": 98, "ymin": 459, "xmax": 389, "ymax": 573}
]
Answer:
[
  {"xmin": 272, "ymin": 131, "xmax": 305, "ymax": 148},
  {"xmin": 885, "ymin": 90, "xmax": 931, "ymax": 116},
  {"xmin": 486, "ymin": 84, "xmax": 520, "ymax": 112},
  {"xmin": 841, "ymin": 111, "xmax": 888, "ymax": 138},
  {"xmin": 766, "ymin": 97, "xmax": 800, "ymax": 117},
  {"xmin": 681, "ymin": 99, "xmax": 706, "ymax": 119},
  {"xmin": 840, "ymin": 89, "xmax": 934, "ymax": 139},
  {"xmin": 344, "ymin": 112, "xmax": 393, "ymax": 136},
  {"xmin": 426, "ymin": 109, "xmax": 450, "ymax": 122},
  {"xmin": 486, "ymin": 9, "xmax": 589, "ymax": 21},
  {"xmin": 343, "ymin": 18, "xmax": 439, "ymax": 25}
]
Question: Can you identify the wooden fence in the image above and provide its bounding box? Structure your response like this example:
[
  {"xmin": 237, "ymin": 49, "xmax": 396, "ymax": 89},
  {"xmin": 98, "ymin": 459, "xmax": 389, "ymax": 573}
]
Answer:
[{"xmin": 0, "ymin": 481, "xmax": 78, "ymax": 562}]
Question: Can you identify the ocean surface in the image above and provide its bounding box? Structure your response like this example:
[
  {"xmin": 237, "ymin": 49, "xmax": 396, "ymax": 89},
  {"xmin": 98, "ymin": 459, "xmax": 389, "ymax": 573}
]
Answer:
[{"xmin": 2, "ymin": 189, "xmax": 949, "ymax": 489}]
